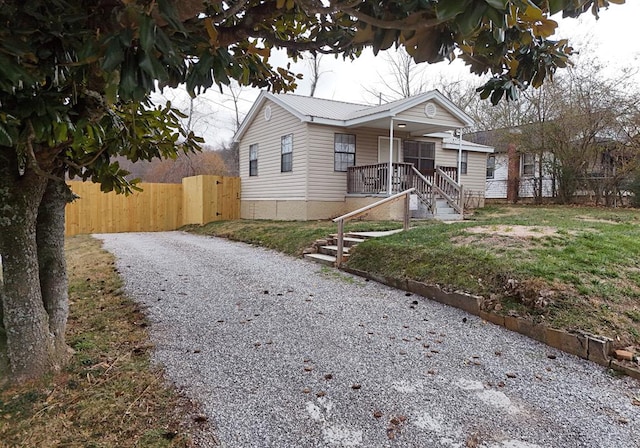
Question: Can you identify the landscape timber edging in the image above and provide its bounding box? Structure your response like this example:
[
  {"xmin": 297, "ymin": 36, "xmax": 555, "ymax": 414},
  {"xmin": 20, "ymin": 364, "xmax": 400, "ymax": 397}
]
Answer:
[{"xmin": 341, "ymin": 266, "xmax": 639, "ymax": 379}]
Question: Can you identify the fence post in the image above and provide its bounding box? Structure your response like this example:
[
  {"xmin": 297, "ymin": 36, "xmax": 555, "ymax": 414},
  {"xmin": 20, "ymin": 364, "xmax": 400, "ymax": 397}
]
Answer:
[
  {"xmin": 403, "ymin": 192, "xmax": 410, "ymax": 231},
  {"xmin": 336, "ymin": 219, "xmax": 344, "ymax": 267}
]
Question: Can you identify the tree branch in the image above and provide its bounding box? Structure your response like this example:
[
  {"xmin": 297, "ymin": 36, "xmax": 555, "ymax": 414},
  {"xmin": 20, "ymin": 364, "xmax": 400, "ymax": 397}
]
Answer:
[{"xmin": 24, "ymin": 121, "xmax": 66, "ymax": 183}]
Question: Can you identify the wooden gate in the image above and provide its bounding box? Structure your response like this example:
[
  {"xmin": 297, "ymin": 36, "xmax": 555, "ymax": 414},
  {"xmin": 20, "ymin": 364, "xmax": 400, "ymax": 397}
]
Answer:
[{"xmin": 65, "ymin": 175, "xmax": 240, "ymax": 236}]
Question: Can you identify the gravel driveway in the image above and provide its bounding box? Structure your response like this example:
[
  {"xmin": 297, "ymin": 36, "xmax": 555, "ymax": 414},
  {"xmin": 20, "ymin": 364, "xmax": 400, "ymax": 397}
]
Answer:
[{"xmin": 97, "ymin": 231, "xmax": 640, "ymax": 448}]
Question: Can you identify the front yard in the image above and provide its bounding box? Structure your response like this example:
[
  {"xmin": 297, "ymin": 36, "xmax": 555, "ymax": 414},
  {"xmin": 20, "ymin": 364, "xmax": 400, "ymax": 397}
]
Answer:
[{"xmin": 187, "ymin": 205, "xmax": 640, "ymax": 347}]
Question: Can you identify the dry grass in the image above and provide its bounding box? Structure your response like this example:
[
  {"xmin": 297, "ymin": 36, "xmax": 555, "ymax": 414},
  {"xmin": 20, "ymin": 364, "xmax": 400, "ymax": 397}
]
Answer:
[{"xmin": 0, "ymin": 235, "xmax": 212, "ymax": 447}]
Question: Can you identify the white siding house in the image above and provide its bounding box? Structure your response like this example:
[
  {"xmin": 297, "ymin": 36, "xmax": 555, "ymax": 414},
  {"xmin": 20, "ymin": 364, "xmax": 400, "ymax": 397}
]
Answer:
[{"xmin": 234, "ymin": 91, "xmax": 493, "ymax": 220}]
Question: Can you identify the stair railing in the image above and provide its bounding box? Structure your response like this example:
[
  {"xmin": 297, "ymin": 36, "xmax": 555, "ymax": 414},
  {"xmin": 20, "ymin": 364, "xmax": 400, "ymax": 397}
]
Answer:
[
  {"xmin": 332, "ymin": 188, "xmax": 415, "ymax": 267},
  {"xmin": 434, "ymin": 167, "xmax": 464, "ymax": 215},
  {"xmin": 409, "ymin": 166, "xmax": 435, "ymax": 214}
]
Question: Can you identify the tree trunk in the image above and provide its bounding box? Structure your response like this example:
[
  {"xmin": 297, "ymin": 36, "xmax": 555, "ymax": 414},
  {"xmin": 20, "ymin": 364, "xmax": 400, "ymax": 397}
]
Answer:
[
  {"xmin": 507, "ymin": 143, "xmax": 520, "ymax": 203},
  {"xmin": 36, "ymin": 175, "xmax": 74, "ymax": 366},
  {"xmin": 0, "ymin": 279, "xmax": 8, "ymax": 380},
  {"xmin": 0, "ymin": 149, "xmax": 54, "ymax": 382}
]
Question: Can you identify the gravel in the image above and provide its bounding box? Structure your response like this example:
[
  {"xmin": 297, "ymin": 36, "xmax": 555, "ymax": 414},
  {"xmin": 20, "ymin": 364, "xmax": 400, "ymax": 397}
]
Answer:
[{"xmin": 97, "ymin": 231, "xmax": 640, "ymax": 448}]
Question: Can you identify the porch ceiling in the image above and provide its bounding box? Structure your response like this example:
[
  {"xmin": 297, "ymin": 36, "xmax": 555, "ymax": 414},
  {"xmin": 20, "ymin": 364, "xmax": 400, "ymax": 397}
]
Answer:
[{"xmin": 346, "ymin": 117, "xmax": 458, "ymax": 136}]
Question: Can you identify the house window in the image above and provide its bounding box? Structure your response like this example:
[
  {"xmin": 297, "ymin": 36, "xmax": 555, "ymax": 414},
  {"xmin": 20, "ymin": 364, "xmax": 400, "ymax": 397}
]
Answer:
[
  {"xmin": 403, "ymin": 140, "xmax": 435, "ymax": 175},
  {"xmin": 486, "ymin": 155, "xmax": 495, "ymax": 179},
  {"xmin": 459, "ymin": 151, "xmax": 468, "ymax": 175},
  {"xmin": 281, "ymin": 134, "xmax": 293, "ymax": 172},
  {"xmin": 334, "ymin": 133, "xmax": 356, "ymax": 172},
  {"xmin": 522, "ymin": 153, "xmax": 535, "ymax": 177},
  {"xmin": 249, "ymin": 144, "xmax": 258, "ymax": 176}
]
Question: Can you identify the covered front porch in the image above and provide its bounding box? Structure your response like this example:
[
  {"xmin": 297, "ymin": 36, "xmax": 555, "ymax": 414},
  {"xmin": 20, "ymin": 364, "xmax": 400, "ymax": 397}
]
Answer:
[
  {"xmin": 334, "ymin": 91, "xmax": 474, "ymax": 217},
  {"xmin": 346, "ymin": 162, "xmax": 464, "ymax": 216}
]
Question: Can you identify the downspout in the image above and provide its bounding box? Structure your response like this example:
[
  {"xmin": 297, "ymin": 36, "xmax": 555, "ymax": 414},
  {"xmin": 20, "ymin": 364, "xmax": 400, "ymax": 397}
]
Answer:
[{"xmin": 388, "ymin": 118, "xmax": 394, "ymax": 195}]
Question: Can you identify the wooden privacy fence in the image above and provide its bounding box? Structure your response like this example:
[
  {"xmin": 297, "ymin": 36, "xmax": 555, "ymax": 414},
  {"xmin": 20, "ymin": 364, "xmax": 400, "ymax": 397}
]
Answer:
[{"xmin": 65, "ymin": 175, "xmax": 240, "ymax": 236}]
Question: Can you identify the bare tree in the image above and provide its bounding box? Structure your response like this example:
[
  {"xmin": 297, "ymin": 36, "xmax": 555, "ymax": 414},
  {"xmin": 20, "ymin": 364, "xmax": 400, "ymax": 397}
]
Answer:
[
  {"xmin": 307, "ymin": 52, "xmax": 328, "ymax": 97},
  {"xmin": 363, "ymin": 47, "xmax": 428, "ymax": 103}
]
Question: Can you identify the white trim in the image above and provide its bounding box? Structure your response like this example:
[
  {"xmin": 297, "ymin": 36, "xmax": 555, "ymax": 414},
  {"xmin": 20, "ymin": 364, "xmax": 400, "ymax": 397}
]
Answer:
[
  {"xmin": 388, "ymin": 118, "xmax": 394, "ymax": 195},
  {"xmin": 234, "ymin": 90, "xmax": 476, "ymax": 144}
]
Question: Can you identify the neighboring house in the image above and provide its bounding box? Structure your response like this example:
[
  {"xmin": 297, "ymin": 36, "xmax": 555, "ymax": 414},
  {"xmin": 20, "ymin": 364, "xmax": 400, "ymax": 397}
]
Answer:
[
  {"xmin": 233, "ymin": 91, "xmax": 494, "ymax": 220},
  {"xmin": 470, "ymin": 128, "xmax": 631, "ymax": 203},
  {"xmin": 470, "ymin": 129, "xmax": 554, "ymax": 202}
]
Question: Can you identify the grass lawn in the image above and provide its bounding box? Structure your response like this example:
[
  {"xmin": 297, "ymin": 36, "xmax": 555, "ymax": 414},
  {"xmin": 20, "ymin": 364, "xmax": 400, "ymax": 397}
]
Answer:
[
  {"xmin": 0, "ymin": 236, "xmax": 206, "ymax": 447},
  {"xmin": 186, "ymin": 205, "xmax": 640, "ymax": 347}
]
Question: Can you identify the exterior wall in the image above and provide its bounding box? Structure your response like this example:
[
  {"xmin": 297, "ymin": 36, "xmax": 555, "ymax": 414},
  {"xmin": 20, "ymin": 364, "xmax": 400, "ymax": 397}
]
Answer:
[
  {"xmin": 239, "ymin": 101, "xmax": 308, "ymax": 201},
  {"xmin": 305, "ymin": 124, "xmax": 407, "ymax": 202},
  {"xmin": 485, "ymin": 151, "xmax": 555, "ymax": 200},
  {"xmin": 486, "ymin": 153, "xmax": 509, "ymax": 199},
  {"xmin": 459, "ymin": 151, "xmax": 488, "ymax": 208},
  {"xmin": 396, "ymin": 102, "xmax": 464, "ymax": 129},
  {"xmin": 241, "ymin": 199, "xmax": 348, "ymax": 220},
  {"xmin": 344, "ymin": 196, "xmax": 407, "ymax": 221}
]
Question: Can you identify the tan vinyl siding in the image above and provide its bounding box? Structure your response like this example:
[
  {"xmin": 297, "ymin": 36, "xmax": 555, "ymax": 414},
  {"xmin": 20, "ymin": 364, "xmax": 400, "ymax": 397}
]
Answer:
[
  {"xmin": 306, "ymin": 125, "xmax": 398, "ymax": 201},
  {"xmin": 438, "ymin": 148, "xmax": 488, "ymax": 207},
  {"xmin": 239, "ymin": 102, "xmax": 308, "ymax": 200},
  {"xmin": 460, "ymin": 151, "xmax": 488, "ymax": 193},
  {"xmin": 396, "ymin": 102, "xmax": 465, "ymax": 129}
]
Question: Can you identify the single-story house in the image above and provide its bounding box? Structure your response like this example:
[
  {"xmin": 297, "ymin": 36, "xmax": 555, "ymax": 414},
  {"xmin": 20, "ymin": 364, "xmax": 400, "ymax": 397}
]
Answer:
[
  {"xmin": 233, "ymin": 91, "xmax": 494, "ymax": 220},
  {"xmin": 468, "ymin": 128, "xmax": 627, "ymax": 204},
  {"xmin": 468, "ymin": 129, "xmax": 554, "ymax": 202}
]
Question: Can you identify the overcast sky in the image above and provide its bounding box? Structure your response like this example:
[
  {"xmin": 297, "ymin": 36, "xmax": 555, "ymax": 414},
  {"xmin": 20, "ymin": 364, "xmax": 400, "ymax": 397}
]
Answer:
[{"xmin": 153, "ymin": 2, "xmax": 640, "ymax": 147}]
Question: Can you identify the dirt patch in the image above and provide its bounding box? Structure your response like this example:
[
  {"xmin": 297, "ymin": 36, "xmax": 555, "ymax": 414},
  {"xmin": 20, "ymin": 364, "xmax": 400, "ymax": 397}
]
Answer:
[
  {"xmin": 575, "ymin": 216, "xmax": 621, "ymax": 225},
  {"xmin": 464, "ymin": 225, "xmax": 559, "ymax": 238},
  {"xmin": 454, "ymin": 234, "xmax": 534, "ymax": 251}
]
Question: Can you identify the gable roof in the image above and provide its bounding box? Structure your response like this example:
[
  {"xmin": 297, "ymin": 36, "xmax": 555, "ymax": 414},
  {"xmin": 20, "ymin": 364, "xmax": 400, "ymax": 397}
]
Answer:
[{"xmin": 233, "ymin": 90, "xmax": 475, "ymax": 143}]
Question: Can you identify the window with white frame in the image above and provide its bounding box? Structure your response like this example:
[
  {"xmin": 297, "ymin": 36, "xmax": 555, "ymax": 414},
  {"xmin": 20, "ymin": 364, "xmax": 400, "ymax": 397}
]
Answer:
[
  {"xmin": 459, "ymin": 150, "xmax": 468, "ymax": 175},
  {"xmin": 334, "ymin": 133, "xmax": 356, "ymax": 171},
  {"xmin": 281, "ymin": 134, "xmax": 293, "ymax": 172},
  {"xmin": 521, "ymin": 153, "xmax": 535, "ymax": 177},
  {"xmin": 486, "ymin": 155, "xmax": 495, "ymax": 179},
  {"xmin": 249, "ymin": 144, "xmax": 258, "ymax": 176}
]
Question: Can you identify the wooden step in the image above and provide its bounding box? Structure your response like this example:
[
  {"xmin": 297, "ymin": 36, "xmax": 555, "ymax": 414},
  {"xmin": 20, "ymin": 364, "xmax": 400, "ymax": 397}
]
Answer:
[
  {"xmin": 327, "ymin": 236, "xmax": 366, "ymax": 247},
  {"xmin": 304, "ymin": 253, "xmax": 336, "ymax": 266},
  {"xmin": 319, "ymin": 245, "xmax": 351, "ymax": 257}
]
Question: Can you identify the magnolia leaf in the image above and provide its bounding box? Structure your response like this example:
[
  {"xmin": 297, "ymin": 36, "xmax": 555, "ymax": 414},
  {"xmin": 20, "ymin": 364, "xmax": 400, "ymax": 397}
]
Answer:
[
  {"xmin": 484, "ymin": 0, "xmax": 509, "ymax": 10},
  {"xmin": 457, "ymin": 2, "xmax": 488, "ymax": 35},
  {"xmin": 436, "ymin": 0, "xmax": 472, "ymax": 20},
  {"xmin": 548, "ymin": 0, "xmax": 566, "ymax": 15},
  {"xmin": 533, "ymin": 18, "xmax": 558, "ymax": 37}
]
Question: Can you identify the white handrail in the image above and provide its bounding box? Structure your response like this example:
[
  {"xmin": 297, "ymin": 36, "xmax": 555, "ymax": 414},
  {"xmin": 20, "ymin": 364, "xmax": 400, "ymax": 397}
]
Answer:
[{"xmin": 333, "ymin": 188, "xmax": 415, "ymax": 267}]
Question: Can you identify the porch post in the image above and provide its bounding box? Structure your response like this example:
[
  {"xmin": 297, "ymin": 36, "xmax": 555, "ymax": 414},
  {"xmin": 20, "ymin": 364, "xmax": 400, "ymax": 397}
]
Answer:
[
  {"xmin": 457, "ymin": 128, "xmax": 463, "ymax": 184},
  {"xmin": 388, "ymin": 118, "xmax": 394, "ymax": 195}
]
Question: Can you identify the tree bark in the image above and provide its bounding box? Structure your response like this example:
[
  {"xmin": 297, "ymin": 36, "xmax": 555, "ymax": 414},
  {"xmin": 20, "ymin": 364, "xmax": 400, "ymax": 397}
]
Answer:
[
  {"xmin": 37, "ymin": 174, "xmax": 74, "ymax": 367},
  {"xmin": 0, "ymin": 278, "xmax": 8, "ymax": 381},
  {"xmin": 0, "ymin": 148, "xmax": 54, "ymax": 382}
]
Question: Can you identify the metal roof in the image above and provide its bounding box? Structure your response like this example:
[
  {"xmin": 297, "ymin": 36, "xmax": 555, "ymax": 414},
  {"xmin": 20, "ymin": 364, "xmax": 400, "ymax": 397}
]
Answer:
[
  {"xmin": 233, "ymin": 90, "xmax": 476, "ymax": 143},
  {"xmin": 269, "ymin": 93, "xmax": 368, "ymax": 120}
]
